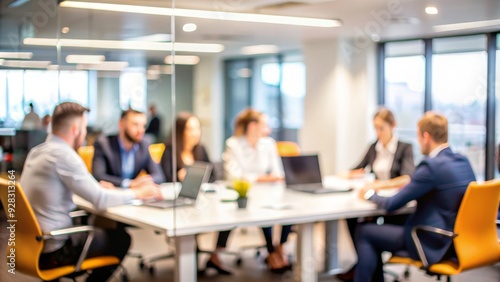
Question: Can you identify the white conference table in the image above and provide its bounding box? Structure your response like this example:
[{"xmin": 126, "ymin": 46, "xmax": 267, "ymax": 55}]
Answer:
[{"xmin": 75, "ymin": 176, "xmax": 412, "ymax": 282}]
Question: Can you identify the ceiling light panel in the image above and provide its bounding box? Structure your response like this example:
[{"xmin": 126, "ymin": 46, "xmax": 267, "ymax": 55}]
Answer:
[{"xmin": 59, "ymin": 1, "xmax": 341, "ymax": 27}]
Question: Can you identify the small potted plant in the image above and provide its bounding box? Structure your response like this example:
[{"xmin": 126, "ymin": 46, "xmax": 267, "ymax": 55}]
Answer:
[{"xmin": 232, "ymin": 179, "xmax": 251, "ymax": 209}]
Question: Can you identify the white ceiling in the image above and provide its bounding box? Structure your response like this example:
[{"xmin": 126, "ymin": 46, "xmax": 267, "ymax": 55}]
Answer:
[{"xmin": 0, "ymin": 0, "xmax": 499, "ymax": 66}]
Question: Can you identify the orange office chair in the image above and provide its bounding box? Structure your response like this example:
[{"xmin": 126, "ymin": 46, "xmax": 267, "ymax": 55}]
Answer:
[
  {"xmin": 148, "ymin": 143, "xmax": 165, "ymax": 164},
  {"xmin": 0, "ymin": 178, "xmax": 124, "ymax": 281},
  {"xmin": 386, "ymin": 180, "xmax": 500, "ymax": 282},
  {"xmin": 77, "ymin": 145, "xmax": 94, "ymax": 173},
  {"xmin": 137, "ymin": 143, "xmax": 166, "ymax": 178},
  {"xmin": 276, "ymin": 141, "xmax": 301, "ymax": 157}
]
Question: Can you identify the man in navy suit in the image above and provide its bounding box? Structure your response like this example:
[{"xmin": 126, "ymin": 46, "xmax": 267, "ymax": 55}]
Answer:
[
  {"xmin": 93, "ymin": 109, "xmax": 164, "ymax": 188},
  {"xmin": 354, "ymin": 112, "xmax": 476, "ymax": 282}
]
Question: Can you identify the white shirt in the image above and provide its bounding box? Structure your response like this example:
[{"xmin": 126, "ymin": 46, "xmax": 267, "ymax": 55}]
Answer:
[
  {"xmin": 223, "ymin": 136, "xmax": 284, "ymax": 182},
  {"xmin": 372, "ymin": 135, "xmax": 398, "ymax": 181},
  {"xmin": 21, "ymin": 135, "xmax": 135, "ymax": 252}
]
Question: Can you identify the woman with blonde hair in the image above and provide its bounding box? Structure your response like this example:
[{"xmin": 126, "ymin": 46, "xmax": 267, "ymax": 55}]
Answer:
[{"xmin": 223, "ymin": 108, "xmax": 291, "ymax": 273}]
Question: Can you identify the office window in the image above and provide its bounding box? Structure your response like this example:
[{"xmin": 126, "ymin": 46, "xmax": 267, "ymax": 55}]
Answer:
[
  {"xmin": 225, "ymin": 60, "xmax": 252, "ymax": 139},
  {"xmin": 280, "ymin": 56, "xmax": 305, "ymax": 141},
  {"xmin": 432, "ymin": 35, "xmax": 487, "ymax": 180},
  {"xmin": 224, "ymin": 52, "xmax": 305, "ymax": 142},
  {"xmin": 7, "ymin": 70, "xmax": 24, "ymax": 125},
  {"xmin": 0, "ymin": 69, "xmax": 93, "ymax": 127},
  {"xmin": 0, "ymin": 71, "xmax": 6, "ymax": 122},
  {"xmin": 253, "ymin": 56, "xmax": 281, "ymax": 138},
  {"xmin": 24, "ymin": 70, "xmax": 59, "ymax": 117},
  {"xmin": 60, "ymin": 71, "xmax": 89, "ymax": 107},
  {"xmin": 120, "ymin": 71, "xmax": 147, "ymax": 112},
  {"xmin": 384, "ymin": 40, "xmax": 425, "ymax": 157}
]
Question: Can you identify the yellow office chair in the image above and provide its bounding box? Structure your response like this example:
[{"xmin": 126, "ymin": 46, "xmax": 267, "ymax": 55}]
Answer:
[
  {"xmin": 0, "ymin": 178, "xmax": 122, "ymax": 281},
  {"xmin": 137, "ymin": 143, "xmax": 166, "ymax": 177},
  {"xmin": 386, "ymin": 180, "xmax": 500, "ymax": 282},
  {"xmin": 77, "ymin": 145, "xmax": 94, "ymax": 173},
  {"xmin": 276, "ymin": 141, "xmax": 301, "ymax": 157},
  {"xmin": 148, "ymin": 143, "xmax": 165, "ymax": 164}
]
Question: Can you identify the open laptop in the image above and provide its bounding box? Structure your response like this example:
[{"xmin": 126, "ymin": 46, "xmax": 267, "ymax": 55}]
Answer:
[
  {"xmin": 281, "ymin": 155, "xmax": 353, "ymax": 194},
  {"xmin": 143, "ymin": 162, "xmax": 213, "ymax": 209}
]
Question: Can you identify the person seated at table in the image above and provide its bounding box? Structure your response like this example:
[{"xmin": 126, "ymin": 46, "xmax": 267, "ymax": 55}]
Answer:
[
  {"xmin": 160, "ymin": 112, "xmax": 227, "ymax": 274},
  {"xmin": 20, "ymin": 102, "xmax": 162, "ymax": 280},
  {"xmin": 354, "ymin": 112, "xmax": 476, "ymax": 282},
  {"xmin": 160, "ymin": 112, "xmax": 215, "ymax": 182},
  {"xmin": 338, "ymin": 108, "xmax": 415, "ymax": 281},
  {"xmin": 92, "ymin": 109, "xmax": 164, "ymax": 188},
  {"xmin": 223, "ymin": 108, "xmax": 291, "ymax": 274}
]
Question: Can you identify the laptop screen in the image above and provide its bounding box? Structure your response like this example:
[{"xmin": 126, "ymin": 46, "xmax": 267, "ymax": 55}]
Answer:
[
  {"xmin": 178, "ymin": 162, "xmax": 212, "ymax": 199},
  {"xmin": 281, "ymin": 155, "xmax": 323, "ymax": 186}
]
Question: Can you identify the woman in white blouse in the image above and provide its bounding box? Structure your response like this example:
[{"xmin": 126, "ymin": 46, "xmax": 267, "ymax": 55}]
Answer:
[{"xmin": 222, "ymin": 108, "xmax": 291, "ymax": 273}]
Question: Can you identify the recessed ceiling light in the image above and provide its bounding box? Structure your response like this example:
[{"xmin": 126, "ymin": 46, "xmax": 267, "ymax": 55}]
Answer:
[
  {"xmin": 66, "ymin": 54, "xmax": 105, "ymax": 64},
  {"xmin": 47, "ymin": 65, "xmax": 77, "ymax": 70},
  {"xmin": 0, "ymin": 52, "xmax": 33, "ymax": 59},
  {"xmin": 241, "ymin": 45, "xmax": 279, "ymax": 55},
  {"xmin": 434, "ymin": 19, "xmax": 500, "ymax": 32},
  {"xmin": 164, "ymin": 55, "xmax": 200, "ymax": 65},
  {"xmin": 24, "ymin": 38, "xmax": 225, "ymax": 53},
  {"xmin": 183, "ymin": 23, "xmax": 197, "ymax": 32},
  {"xmin": 59, "ymin": 1, "xmax": 342, "ymax": 28},
  {"xmin": 129, "ymin": 33, "xmax": 171, "ymax": 42},
  {"xmin": 1, "ymin": 60, "xmax": 51, "ymax": 69},
  {"xmin": 61, "ymin": 27, "xmax": 70, "ymax": 34},
  {"xmin": 371, "ymin": 34, "xmax": 380, "ymax": 42},
  {"xmin": 76, "ymin": 61, "xmax": 129, "ymax": 71},
  {"xmin": 425, "ymin": 7, "xmax": 438, "ymax": 15}
]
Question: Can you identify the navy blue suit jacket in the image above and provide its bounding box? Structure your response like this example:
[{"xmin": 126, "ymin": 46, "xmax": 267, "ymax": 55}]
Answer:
[
  {"xmin": 92, "ymin": 135, "xmax": 164, "ymax": 186},
  {"xmin": 370, "ymin": 147, "xmax": 476, "ymax": 265}
]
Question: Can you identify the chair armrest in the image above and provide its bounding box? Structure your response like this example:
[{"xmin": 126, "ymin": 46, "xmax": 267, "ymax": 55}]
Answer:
[
  {"xmin": 69, "ymin": 210, "xmax": 88, "ymax": 218},
  {"xmin": 39, "ymin": 226, "xmax": 95, "ymax": 272},
  {"xmin": 411, "ymin": 225, "xmax": 456, "ymax": 269}
]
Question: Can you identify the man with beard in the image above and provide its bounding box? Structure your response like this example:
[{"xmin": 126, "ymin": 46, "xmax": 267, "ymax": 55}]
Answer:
[
  {"xmin": 92, "ymin": 109, "xmax": 164, "ymax": 188},
  {"xmin": 20, "ymin": 102, "xmax": 162, "ymax": 280}
]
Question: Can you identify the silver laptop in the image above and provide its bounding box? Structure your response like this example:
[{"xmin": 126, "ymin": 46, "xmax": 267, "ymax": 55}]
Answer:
[
  {"xmin": 281, "ymin": 155, "xmax": 353, "ymax": 194},
  {"xmin": 144, "ymin": 162, "xmax": 212, "ymax": 209}
]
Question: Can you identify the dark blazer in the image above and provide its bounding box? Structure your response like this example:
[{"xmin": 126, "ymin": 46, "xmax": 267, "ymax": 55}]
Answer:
[
  {"xmin": 160, "ymin": 144, "xmax": 215, "ymax": 183},
  {"xmin": 353, "ymin": 140, "xmax": 415, "ymax": 179},
  {"xmin": 370, "ymin": 147, "xmax": 476, "ymax": 265},
  {"xmin": 92, "ymin": 135, "xmax": 164, "ymax": 186}
]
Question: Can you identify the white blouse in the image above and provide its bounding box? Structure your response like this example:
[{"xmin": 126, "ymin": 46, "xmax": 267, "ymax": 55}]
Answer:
[
  {"xmin": 222, "ymin": 136, "xmax": 284, "ymax": 182},
  {"xmin": 372, "ymin": 135, "xmax": 398, "ymax": 181}
]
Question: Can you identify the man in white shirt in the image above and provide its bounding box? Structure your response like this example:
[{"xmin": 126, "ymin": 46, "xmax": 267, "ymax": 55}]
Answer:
[{"xmin": 21, "ymin": 102, "xmax": 161, "ymax": 281}]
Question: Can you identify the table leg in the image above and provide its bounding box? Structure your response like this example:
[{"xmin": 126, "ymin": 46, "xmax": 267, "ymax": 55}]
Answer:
[
  {"xmin": 174, "ymin": 234, "xmax": 197, "ymax": 282},
  {"xmin": 323, "ymin": 220, "xmax": 342, "ymax": 274},
  {"xmin": 295, "ymin": 222, "xmax": 317, "ymax": 282}
]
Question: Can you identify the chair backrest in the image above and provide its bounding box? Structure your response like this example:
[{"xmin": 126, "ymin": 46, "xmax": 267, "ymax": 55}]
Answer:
[
  {"xmin": 0, "ymin": 177, "xmax": 45, "ymax": 278},
  {"xmin": 77, "ymin": 145, "xmax": 94, "ymax": 173},
  {"xmin": 149, "ymin": 143, "xmax": 165, "ymax": 164},
  {"xmin": 453, "ymin": 180, "xmax": 500, "ymax": 272},
  {"xmin": 276, "ymin": 141, "xmax": 301, "ymax": 157}
]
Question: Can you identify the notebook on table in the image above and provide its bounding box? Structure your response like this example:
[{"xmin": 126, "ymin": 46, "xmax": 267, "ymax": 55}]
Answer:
[
  {"xmin": 281, "ymin": 155, "xmax": 353, "ymax": 194},
  {"xmin": 143, "ymin": 162, "xmax": 213, "ymax": 209}
]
